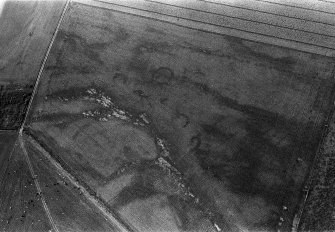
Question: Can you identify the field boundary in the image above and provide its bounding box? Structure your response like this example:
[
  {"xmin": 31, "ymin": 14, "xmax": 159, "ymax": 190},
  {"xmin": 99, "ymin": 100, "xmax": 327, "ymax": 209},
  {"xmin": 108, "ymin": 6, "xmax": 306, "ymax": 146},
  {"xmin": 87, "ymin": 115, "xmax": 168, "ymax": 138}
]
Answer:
[
  {"xmin": 294, "ymin": 62, "xmax": 335, "ymax": 231},
  {"xmin": 24, "ymin": 133, "xmax": 132, "ymax": 232},
  {"xmin": 19, "ymin": 0, "xmax": 70, "ymax": 134}
]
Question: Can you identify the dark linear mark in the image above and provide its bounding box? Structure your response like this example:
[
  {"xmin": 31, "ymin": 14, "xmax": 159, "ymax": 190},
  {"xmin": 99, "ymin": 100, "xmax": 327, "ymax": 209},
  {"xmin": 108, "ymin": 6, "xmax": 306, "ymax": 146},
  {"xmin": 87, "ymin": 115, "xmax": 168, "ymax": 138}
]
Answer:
[
  {"xmin": 317, "ymin": 0, "xmax": 335, "ymax": 3},
  {"xmin": 253, "ymin": 0, "xmax": 335, "ymax": 15},
  {"xmin": 145, "ymin": 0, "xmax": 335, "ymax": 39},
  {"xmin": 200, "ymin": 0, "xmax": 335, "ymax": 27},
  {"xmin": 89, "ymin": 0, "xmax": 335, "ymax": 51}
]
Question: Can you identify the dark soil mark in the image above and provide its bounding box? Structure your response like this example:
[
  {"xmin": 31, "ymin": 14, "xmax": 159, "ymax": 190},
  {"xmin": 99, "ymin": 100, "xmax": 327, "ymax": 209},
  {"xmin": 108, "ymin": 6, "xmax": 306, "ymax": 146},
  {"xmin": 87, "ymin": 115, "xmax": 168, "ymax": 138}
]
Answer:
[
  {"xmin": 45, "ymin": 30, "xmax": 107, "ymax": 75},
  {"xmin": 102, "ymin": 67, "xmax": 328, "ymax": 229},
  {"xmin": 230, "ymin": 38, "xmax": 297, "ymax": 72},
  {"xmin": 0, "ymin": 84, "xmax": 33, "ymax": 129},
  {"xmin": 151, "ymin": 67, "xmax": 175, "ymax": 86},
  {"xmin": 145, "ymin": 26, "xmax": 166, "ymax": 36},
  {"xmin": 113, "ymin": 165, "xmax": 161, "ymax": 209},
  {"xmin": 128, "ymin": 41, "xmax": 173, "ymax": 77}
]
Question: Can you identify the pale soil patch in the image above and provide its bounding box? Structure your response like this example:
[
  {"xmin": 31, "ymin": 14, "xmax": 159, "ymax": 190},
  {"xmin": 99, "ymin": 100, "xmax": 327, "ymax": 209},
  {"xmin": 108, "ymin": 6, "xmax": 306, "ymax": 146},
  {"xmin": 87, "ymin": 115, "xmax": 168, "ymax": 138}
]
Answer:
[
  {"xmin": 119, "ymin": 194, "xmax": 183, "ymax": 232},
  {"xmin": 97, "ymin": 173, "xmax": 135, "ymax": 202}
]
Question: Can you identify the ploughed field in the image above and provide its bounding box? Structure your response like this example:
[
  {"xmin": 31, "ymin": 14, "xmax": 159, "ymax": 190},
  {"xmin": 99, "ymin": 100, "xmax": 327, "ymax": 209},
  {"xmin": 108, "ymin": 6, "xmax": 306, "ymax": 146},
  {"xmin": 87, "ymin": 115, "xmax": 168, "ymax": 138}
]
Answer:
[{"xmin": 23, "ymin": 2, "xmax": 335, "ymax": 232}]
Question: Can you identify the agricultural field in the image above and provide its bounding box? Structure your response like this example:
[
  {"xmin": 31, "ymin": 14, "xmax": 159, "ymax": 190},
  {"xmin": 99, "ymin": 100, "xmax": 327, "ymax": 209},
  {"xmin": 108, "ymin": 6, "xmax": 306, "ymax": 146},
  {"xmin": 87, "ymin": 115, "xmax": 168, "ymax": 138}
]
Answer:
[
  {"xmin": 298, "ymin": 110, "xmax": 335, "ymax": 231},
  {"xmin": 0, "ymin": 0, "xmax": 66, "ymax": 84},
  {"xmin": 0, "ymin": 84, "xmax": 33, "ymax": 129},
  {"xmin": 0, "ymin": 0, "xmax": 66, "ymax": 129},
  {"xmin": 0, "ymin": 131, "xmax": 17, "ymax": 181},
  {"xmin": 23, "ymin": 2, "xmax": 335, "ymax": 232},
  {"xmin": 0, "ymin": 132, "xmax": 122, "ymax": 231},
  {"xmin": 23, "ymin": 134, "xmax": 121, "ymax": 232},
  {"xmin": 0, "ymin": 135, "xmax": 52, "ymax": 232}
]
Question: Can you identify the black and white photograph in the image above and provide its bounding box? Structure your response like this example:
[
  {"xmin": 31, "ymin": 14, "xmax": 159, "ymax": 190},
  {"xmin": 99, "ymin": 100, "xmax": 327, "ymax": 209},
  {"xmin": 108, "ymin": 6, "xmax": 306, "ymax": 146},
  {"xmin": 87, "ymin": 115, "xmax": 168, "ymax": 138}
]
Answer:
[{"xmin": 1, "ymin": 0, "xmax": 335, "ymax": 231}]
